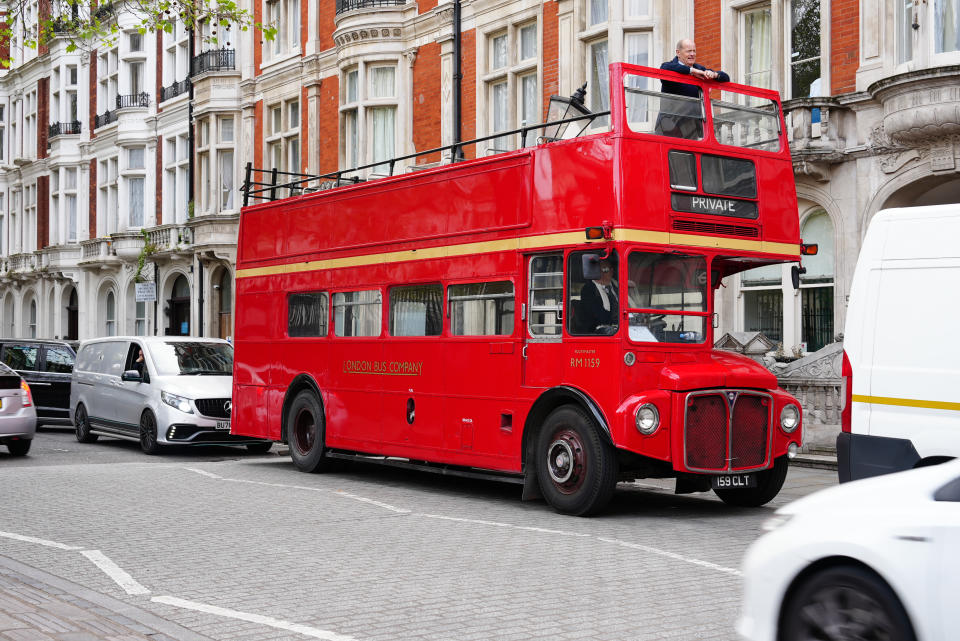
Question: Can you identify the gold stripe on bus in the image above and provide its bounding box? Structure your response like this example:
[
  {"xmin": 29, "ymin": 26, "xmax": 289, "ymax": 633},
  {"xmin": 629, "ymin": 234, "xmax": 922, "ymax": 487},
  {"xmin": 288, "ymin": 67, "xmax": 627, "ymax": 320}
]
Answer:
[
  {"xmin": 852, "ymin": 394, "xmax": 960, "ymax": 412},
  {"xmin": 237, "ymin": 229, "xmax": 798, "ymax": 279}
]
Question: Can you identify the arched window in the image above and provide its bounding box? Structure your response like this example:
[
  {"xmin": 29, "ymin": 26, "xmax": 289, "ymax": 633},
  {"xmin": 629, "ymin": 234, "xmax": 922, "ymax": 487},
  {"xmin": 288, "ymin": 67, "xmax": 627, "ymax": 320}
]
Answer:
[
  {"xmin": 800, "ymin": 210, "xmax": 835, "ymax": 351},
  {"xmin": 28, "ymin": 299, "xmax": 37, "ymax": 338},
  {"xmin": 106, "ymin": 291, "xmax": 116, "ymax": 336},
  {"xmin": 4, "ymin": 294, "xmax": 15, "ymax": 335}
]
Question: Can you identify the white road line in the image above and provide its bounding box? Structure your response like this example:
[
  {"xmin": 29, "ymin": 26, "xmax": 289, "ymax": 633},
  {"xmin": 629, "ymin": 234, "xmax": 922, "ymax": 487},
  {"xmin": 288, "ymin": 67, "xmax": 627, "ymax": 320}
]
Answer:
[
  {"xmin": 419, "ymin": 513, "xmax": 592, "ymax": 537},
  {"xmin": 152, "ymin": 596, "xmax": 359, "ymax": 641},
  {"xmin": 80, "ymin": 550, "xmax": 152, "ymax": 595},
  {"xmin": 596, "ymin": 537, "xmax": 742, "ymax": 576},
  {"xmin": 0, "ymin": 530, "xmax": 83, "ymax": 551}
]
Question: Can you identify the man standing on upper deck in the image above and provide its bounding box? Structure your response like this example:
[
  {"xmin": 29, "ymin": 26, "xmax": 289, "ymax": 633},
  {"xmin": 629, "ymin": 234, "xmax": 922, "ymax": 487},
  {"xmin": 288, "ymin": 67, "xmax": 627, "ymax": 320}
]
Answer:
[{"xmin": 657, "ymin": 39, "xmax": 729, "ymax": 138}]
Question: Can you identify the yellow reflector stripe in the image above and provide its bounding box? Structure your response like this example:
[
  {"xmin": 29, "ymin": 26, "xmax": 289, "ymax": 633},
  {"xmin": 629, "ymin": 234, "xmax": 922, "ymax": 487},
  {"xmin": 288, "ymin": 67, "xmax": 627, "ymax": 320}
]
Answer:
[{"xmin": 852, "ymin": 394, "xmax": 960, "ymax": 412}]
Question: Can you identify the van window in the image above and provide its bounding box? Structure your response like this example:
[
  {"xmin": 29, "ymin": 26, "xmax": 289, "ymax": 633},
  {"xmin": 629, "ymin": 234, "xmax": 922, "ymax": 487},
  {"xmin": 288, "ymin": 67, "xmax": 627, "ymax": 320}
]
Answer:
[
  {"xmin": 43, "ymin": 346, "xmax": 75, "ymax": 373},
  {"xmin": 102, "ymin": 342, "xmax": 129, "ymax": 376},
  {"xmin": 2, "ymin": 345, "xmax": 39, "ymax": 371},
  {"xmin": 149, "ymin": 341, "xmax": 233, "ymax": 376}
]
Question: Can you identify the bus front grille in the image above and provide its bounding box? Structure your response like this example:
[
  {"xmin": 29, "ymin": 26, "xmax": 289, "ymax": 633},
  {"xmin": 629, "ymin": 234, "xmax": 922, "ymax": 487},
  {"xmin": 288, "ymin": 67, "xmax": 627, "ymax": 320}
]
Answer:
[{"xmin": 684, "ymin": 391, "xmax": 771, "ymax": 473}]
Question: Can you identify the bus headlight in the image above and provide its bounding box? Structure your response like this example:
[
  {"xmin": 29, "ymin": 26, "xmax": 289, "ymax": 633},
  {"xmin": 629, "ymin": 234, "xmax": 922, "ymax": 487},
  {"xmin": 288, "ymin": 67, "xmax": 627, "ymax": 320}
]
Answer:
[
  {"xmin": 779, "ymin": 404, "xmax": 800, "ymax": 433},
  {"xmin": 635, "ymin": 403, "xmax": 660, "ymax": 435}
]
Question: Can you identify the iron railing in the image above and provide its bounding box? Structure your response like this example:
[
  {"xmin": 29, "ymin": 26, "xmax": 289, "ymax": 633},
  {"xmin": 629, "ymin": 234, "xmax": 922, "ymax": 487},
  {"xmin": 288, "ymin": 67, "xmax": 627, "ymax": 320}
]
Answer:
[
  {"xmin": 116, "ymin": 92, "xmax": 150, "ymax": 109},
  {"xmin": 190, "ymin": 49, "xmax": 235, "ymax": 77},
  {"xmin": 49, "ymin": 121, "xmax": 81, "ymax": 138},
  {"xmin": 241, "ymin": 109, "xmax": 609, "ymax": 206},
  {"xmin": 160, "ymin": 79, "xmax": 191, "ymax": 102},
  {"xmin": 94, "ymin": 110, "xmax": 118, "ymax": 128},
  {"xmin": 335, "ymin": 0, "xmax": 405, "ymax": 13}
]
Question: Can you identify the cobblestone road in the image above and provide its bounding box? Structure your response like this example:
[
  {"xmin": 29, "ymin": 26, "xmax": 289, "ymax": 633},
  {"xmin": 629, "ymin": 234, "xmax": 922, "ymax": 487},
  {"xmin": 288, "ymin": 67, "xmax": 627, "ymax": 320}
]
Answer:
[{"xmin": 0, "ymin": 430, "xmax": 837, "ymax": 641}]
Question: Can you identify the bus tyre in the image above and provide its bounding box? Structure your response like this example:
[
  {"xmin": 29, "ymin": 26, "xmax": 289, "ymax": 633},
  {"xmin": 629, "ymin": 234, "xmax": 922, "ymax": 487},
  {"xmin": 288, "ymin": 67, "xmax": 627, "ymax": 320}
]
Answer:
[
  {"xmin": 713, "ymin": 455, "xmax": 788, "ymax": 507},
  {"xmin": 536, "ymin": 406, "xmax": 617, "ymax": 516},
  {"xmin": 74, "ymin": 404, "xmax": 99, "ymax": 443},
  {"xmin": 287, "ymin": 390, "xmax": 330, "ymax": 473}
]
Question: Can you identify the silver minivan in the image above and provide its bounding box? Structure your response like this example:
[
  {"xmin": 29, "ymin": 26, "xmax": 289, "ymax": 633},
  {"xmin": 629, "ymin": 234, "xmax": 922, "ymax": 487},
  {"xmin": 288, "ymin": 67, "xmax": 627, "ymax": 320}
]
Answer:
[{"xmin": 70, "ymin": 336, "xmax": 271, "ymax": 455}]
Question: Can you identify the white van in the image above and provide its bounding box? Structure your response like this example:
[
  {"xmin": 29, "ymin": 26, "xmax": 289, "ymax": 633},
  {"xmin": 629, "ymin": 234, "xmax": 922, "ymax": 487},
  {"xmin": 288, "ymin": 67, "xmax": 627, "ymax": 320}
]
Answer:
[
  {"xmin": 70, "ymin": 336, "xmax": 272, "ymax": 455},
  {"xmin": 839, "ymin": 204, "xmax": 960, "ymax": 482}
]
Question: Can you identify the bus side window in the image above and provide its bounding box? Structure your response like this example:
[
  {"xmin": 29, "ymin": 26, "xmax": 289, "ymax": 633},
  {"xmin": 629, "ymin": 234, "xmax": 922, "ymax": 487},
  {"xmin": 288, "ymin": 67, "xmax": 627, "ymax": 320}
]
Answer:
[
  {"xmin": 528, "ymin": 255, "xmax": 563, "ymax": 337},
  {"xmin": 448, "ymin": 282, "xmax": 514, "ymax": 336},
  {"xmin": 390, "ymin": 284, "xmax": 443, "ymax": 337},
  {"xmin": 288, "ymin": 292, "xmax": 328, "ymax": 337},
  {"xmin": 332, "ymin": 290, "xmax": 382, "ymax": 337}
]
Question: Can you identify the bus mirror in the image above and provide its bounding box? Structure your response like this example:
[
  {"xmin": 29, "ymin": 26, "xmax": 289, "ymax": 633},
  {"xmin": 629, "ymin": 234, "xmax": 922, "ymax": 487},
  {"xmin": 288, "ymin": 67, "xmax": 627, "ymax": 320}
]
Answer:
[
  {"xmin": 582, "ymin": 254, "xmax": 602, "ymax": 280},
  {"xmin": 712, "ymin": 313, "xmax": 719, "ymax": 328},
  {"xmin": 791, "ymin": 265, "xmax": 806, "ymax": 290}
]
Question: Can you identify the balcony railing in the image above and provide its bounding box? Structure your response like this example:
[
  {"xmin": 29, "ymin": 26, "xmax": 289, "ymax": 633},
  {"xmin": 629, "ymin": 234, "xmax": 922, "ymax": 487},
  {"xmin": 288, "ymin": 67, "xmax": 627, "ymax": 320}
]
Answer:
[
  {"xmin": 116, "ymin": 92, "xmax": 150, "ymax": 109},
  {"xmin": 94, "ymin": 110, "xmax": 118, "ymax": 129},
  {"xmin": 335, "ymin": 0, "xmax": 405, "ymax": 13},
  {"xmin": 160, "ymin": 79, "xmax": 191, "ymax": 102},
  {"xmin": 147, "ymin": 224, "xmax": 194, "ymax": 251},
  {"xmin": 49, "ymin": 121, "xmax": 81, "ymax": 138},
  {"xmin": 190, "ymin": 49, "xmax": 235, "ymax": 77}
]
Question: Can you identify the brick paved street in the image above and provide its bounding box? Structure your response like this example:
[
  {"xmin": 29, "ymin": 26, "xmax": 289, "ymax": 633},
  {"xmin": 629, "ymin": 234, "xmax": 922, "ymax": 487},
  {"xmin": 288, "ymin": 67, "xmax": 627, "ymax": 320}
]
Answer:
[{"xmin": 0, "ymin": 430, "xmax": 838, "ymax": 641}]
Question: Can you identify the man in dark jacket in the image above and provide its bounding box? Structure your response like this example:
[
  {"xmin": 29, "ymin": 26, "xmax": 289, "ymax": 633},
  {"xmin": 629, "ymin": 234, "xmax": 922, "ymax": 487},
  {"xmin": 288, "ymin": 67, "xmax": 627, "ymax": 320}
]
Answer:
[{"xmin": 656, "ymin": 39, "xmax": 729, "ymax": 138}]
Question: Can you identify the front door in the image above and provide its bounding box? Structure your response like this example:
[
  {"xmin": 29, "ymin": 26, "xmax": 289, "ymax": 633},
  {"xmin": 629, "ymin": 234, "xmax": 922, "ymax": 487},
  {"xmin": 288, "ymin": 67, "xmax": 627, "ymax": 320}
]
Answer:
[{"xmin": 522, "ymin": 254, "xmax": 565, "ymax": 388}]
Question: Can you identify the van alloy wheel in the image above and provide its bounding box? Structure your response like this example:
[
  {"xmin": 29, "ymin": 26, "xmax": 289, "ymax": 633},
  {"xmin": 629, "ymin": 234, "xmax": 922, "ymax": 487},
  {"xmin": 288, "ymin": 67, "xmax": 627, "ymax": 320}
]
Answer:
[
  {"xmin": 74, "ymin": 404, "xmax": 98, "ymax": 443},
  {"xmin": 139, "ymin": 411, "xmax": 161, "ymax": 455}
]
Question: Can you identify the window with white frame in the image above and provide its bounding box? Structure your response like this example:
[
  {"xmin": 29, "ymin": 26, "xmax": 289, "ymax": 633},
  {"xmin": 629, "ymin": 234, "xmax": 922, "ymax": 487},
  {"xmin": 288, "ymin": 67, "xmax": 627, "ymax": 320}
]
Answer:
[
  {"xmin": 0, "ymin": 194, "xmax": 4, "ymax": 254},
  {"xmin": 98, "ymin": 156, "xmax": 119, "ymax": 234},
  {"xmin": 740, "ymin": 262, "xmax": 783, "ymax": 344},
  {"xmin": 124, "ymin": 32, "xmax": 147, "ymax": 100},
  {"xmin": 105, "ymin": 291, "xmax": 116, "ymax": 336},
  {"xmin": 11, "ymin": 99, "xmax": 19, "ymax": 159},
  {"xmin": 218, "ymin": 116, "xmax": 236, "ymax": 210},
  {"xmin": 51, "ymin": 64, "xmax": 80, "ymax": 129},
  {"xmin": 589, "ymin": 0, "xmax": 607, "ymax": 26},
  {"xmin": 264, "ymin": 0, "xmax": 300, "ymax": 61},
  {"xmin": 24, "ymin": 90, "xmax": 37, "ymax": 159},
  {"xmin": 484, "ymin": 21, "xmax": 540, "ymax": 153},
  {"xmin": 742, "ymin": 7, "xmax": 773, "ymax": 88},
  {"xmin": 124, "ymin": 147, "xmax": 146, "ymax": 227},
  {"xmin": 163, "ymin": 21, "xmax": 189, "ymax": 92},
  {"xmin": 165, "ymin": 133, "xmax": 190, "ymax": 222},
  {"xmin": 897, "ymin": 0, "xmax": 914, "ymax": 63},
  {"xmin": 51, "ymin": 167, "xmax": 79, "ymax": 244},
  {"xmin": 98, "ymin": 45, "xmax": 119, "ymax": 114},
  {"xmin": 197, "ymin": 115, "xmax": 238, "ymax": 214},
  {"xmin": 10, "ymin": 190, "xmax": 20, "ymax": 254},
  {"xmin": 340, "ymin": 63, "xmax": 397, "ymax": 175},
  {"xmin": 15, "ymin": 0, "xmax": 39, "ymax": 63},
  {"xmin": 24, "ymin": 183, "xmax": 36, "ymax": 252},
  {"xmin": 799, "ymin": 210, "xmax": 834, "ymax": 352},
  {"xmin": 266, "ymin": 100, "xmax": 300, "ymax": 176},
  {"xmin": 0, "ymin": 104, "xmax": 5, "ymax": 162},
  {"xmin": 935, "ymin": 0, "xmax": 960, "ymax": 53},
  {"xmin": 789, "ymin": 0, "xmax": 821, "ymax": 99},
  {"xmin": 136, "ymin": 301, "xmax": 147, "ymax": 335}
]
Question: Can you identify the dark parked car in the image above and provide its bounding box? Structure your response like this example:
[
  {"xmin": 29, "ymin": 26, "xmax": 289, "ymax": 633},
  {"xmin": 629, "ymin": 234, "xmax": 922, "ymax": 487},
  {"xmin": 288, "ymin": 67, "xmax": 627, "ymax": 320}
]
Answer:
[{"xmin": 0, "ymin": 339, "xmax": 76, "ymax": 426}]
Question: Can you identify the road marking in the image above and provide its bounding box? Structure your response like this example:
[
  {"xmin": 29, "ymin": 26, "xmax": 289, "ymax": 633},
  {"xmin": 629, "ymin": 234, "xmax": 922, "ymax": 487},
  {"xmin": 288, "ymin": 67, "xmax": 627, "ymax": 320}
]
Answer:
[
  {"xmin": 152, "ymin": 596, "xmax": 359, "ymax": 641},
  {"xmin": 596, "ymin": 537, "xmax": 742, "ymax": 576},
  {"xmin": 420, "ymin": 514, "xmax": 591, "ymax": 537},
  {"xmin": 0, "ymin": 530, "xmax": 83, "ymax": 551},
  {"xmin": 80, "ymin": 550, "xmax": 152, "ymax": 595}
]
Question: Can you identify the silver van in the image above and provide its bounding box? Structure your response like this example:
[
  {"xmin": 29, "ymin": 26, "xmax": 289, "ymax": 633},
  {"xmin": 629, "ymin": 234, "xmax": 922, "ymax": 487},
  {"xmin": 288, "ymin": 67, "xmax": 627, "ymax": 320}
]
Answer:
[{"xmin": 70, "ymin": 336, "xmax": 271, "ymax": 455}]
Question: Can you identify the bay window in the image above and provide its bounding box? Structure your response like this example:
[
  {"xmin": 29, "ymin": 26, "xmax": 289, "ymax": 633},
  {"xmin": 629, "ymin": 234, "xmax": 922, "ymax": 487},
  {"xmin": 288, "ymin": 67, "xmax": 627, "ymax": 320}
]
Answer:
[
  {"xmin": 483, "ymin": 20, "xmax": 539, "ymax": 153},
  {"xmin": 340, "ymin": 63, "xmax": 397, "ymax": 177}
]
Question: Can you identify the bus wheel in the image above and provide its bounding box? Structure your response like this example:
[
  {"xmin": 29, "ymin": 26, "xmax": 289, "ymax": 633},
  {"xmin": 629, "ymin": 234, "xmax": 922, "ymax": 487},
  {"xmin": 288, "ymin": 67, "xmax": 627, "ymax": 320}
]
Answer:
[
  {"xmin": 287, "ymin": 390, "xmax": 330, "ymax": 473},
  {"xmin": 713, "ymin": 456, "xmax": 788, "ymax": 507},
  {"xmin": 536, "ymin": 406, "xmax": 617, "ymax": 516}
]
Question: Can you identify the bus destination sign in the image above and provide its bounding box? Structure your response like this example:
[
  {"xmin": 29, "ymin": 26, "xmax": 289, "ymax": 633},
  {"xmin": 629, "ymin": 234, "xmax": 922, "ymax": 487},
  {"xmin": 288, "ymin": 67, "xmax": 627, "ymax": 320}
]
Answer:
[{"xmin": 671, "ymin": 194, "xmax": 759, "ymax": 220}]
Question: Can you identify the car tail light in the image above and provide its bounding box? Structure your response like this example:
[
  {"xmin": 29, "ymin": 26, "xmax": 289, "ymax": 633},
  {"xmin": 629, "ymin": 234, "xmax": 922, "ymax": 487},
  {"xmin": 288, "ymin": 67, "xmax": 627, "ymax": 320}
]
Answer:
[
  {"xmin": 840, "ymin": 349, "xmax": 852, "ymax": 433},
  {"xmin": 20, "ymin": 380, "xmax": 33, "ymax": 407}
]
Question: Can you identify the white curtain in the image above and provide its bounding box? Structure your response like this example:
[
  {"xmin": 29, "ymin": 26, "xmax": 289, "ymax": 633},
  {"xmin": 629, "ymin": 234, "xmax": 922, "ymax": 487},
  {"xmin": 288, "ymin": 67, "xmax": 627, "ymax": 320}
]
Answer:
[
  {"xmin": 67, "ymin": 195, "xmax": 76, "ymax": 242},
  {"xmin": 625, "ymin": 0, "xmax": 649, "ymax": 18},
  {"xmin": 128, "ymin": 177, "xmax": 144, "ymax": 227},
  {"xmin": 590, "ymin": 40, "xmax": 610, "ymax": 128},
  {"xmin": 491, "ymin": 81, "xmax": 508, "ymax": 151},
  {"xmin": 590, "ymin": 0, "xmax": 608, "ymax": 25},
  {"xmin": 370, "ymin": 106, "xmax": 395, "ymax": 173},
  {"xmin": 346, "ymin": 70, "xmax": 358, "ymax": 103},
  {"xmin": 219, "ymin": 150, "xmax": 234, "ymax": 210},
  {"xmin": 936, "ymin": 0, "xmax": 960, "ymax": 52},
  {"xmin": 521, "ymin": 74, "xmax": 538, "ymax": 146},
  {"xmin": 520, "ymin": 25, "xmax": 536, "ymax": 61},
  {"xmin": 344, "ymin": 110, "xmax": 358, "ymax": 168},
  {"xmin": 897, "ymin": 0, "xmax": 913, "ymax": 63},
  {"xmin": 745, "ymin": 8, "xmax": 772, "ymax": 89},
  {"xmin": 491, "ymin": 34, "xmax": 508, "ymax": 69},
  {"xmin": 370, "ymin": 67, "xmax": 395, "ymax": 98}
]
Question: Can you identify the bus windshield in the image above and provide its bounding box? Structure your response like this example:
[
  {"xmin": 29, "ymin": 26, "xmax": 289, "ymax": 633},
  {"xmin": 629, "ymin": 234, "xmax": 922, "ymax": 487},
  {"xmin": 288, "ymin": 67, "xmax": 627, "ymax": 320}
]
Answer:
[{"xmin": 626, "ymin": 252, "xmax": 708, "ymax": 344}]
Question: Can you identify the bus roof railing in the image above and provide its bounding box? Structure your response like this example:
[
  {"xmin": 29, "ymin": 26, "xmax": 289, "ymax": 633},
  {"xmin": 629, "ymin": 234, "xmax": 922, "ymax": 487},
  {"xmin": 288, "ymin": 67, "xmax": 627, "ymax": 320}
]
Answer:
[{"xmin": 241, "ymin": 110, "xmax": 610, "ymax": 206}]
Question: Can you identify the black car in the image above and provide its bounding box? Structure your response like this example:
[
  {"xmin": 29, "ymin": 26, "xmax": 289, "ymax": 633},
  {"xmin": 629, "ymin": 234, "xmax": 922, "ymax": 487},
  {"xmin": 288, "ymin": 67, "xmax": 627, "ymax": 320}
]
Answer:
[{"xmin": 0, "ymin": 339, "xmax": 76, "ymax": 426}]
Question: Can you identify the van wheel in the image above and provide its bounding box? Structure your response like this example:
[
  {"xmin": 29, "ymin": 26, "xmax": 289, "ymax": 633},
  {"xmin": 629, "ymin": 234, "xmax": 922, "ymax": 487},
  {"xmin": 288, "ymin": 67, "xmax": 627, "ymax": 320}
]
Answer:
[
  {"xmin": 6, "ymin": 439, "xmax": 31, "ymax": 456},
  {"xmin": 535, "ymin": 406, "xmax": 617, "ymax": 516},
  {"xmin": 286, "ymin": 389, "xmax": 330, "ymax": 473},
  {"xmin": 713, "ymin": 456, "xmax": 788, "ymax": 507},
  {"xmin": 139, "ymin": 411, "xmax": 161, "ymax": 455},
  {"xmin": 74, "ymin": 404, "xmax": 98, "ymax": 443},
  {"xmin": 781, "ymin": 565, "xmax": 916, "ymax": 641},
  {"xmin": 246, "ymin": 442, "xmax": 272, "ymax": 454}
]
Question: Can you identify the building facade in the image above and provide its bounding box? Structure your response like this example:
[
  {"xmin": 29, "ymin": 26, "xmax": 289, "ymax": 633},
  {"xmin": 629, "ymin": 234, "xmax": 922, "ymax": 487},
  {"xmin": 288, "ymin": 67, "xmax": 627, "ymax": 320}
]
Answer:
[{"xmin": 0, "ymin": 0, "xmax": 958, "ymax": 346}]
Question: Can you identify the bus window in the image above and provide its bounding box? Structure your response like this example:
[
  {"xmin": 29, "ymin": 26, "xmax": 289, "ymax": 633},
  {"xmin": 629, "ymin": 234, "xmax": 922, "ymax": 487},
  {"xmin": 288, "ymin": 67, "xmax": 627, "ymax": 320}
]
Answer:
[
  {"xmin": 528, "ymin": 255, "xmax": 563, "ymax": 338},
  {"xmin": 389, "ymin": 284, "xmax": 443, "ymax": 336},
  {"xmin": 701, "ymin": 155, "xmax": 757, "ymax": 199},
  {"xmin": 711, "ymin": 90, "xmax": 781, "ymax": 152},
  {"xmin": 287, "ymin": 292, "xmax": 328, "ymax": 337},
  {"xmin": 568, "ymin": 250, "xmax": 619, "ymax": 336},
  {"xmin": 668, "ymin": 150, "xmax": 698, "ymax": 191},
  {"xmin": 333, "ymin": 290, "xmax": 382, "ymax": 337},
  {"xmin": 626, "ymin": 252, "xmax": 707, "ymax": 343},
  {"xmin": 623, "ymin": 73, "xmax": 705, "ymax": 140},
  {"xmin": 449, "ymin": 282, "xmax": 514, "ymax": 336}
]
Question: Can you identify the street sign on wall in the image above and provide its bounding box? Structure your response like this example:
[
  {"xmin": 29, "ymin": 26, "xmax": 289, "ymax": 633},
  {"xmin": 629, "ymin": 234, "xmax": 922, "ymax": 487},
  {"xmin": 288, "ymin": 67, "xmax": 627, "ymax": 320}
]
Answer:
[{"xmin": 135, "ymin": 282, "xmax": 157, "ymax": 302}]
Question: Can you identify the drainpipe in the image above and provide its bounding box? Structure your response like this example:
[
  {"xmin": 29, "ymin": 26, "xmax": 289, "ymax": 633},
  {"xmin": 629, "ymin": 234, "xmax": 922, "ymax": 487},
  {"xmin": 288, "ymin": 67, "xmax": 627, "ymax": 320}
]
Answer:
[
  {"xmin": 452, "ymin": 0, "xmax": 462, "ymax": 160},
  {"xmin": 197, "ymin": 258, "xmax": 204, "ymax": 337}
]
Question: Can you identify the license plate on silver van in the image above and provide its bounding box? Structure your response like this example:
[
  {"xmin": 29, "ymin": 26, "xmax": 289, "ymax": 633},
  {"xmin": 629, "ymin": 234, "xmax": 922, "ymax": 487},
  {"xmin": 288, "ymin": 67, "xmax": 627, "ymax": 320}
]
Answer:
[
  {"xmin": 711, "ymin": 474, "xmax": 757, "ymax": 489},
  {"xmin": 215, "ymin": 420, "xmax": 230, "ymax": 431}
]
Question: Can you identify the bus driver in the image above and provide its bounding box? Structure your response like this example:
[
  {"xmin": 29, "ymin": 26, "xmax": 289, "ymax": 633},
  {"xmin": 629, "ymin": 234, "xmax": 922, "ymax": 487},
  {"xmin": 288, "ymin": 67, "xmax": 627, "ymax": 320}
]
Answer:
[{"xmin": 580, "ymin": 258, "xmax": 619, "ymax": 333}]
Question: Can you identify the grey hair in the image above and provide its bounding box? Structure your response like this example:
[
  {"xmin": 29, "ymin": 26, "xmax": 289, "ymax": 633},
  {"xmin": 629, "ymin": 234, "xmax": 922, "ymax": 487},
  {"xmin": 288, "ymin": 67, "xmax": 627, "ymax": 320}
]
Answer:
[{"xmin": 676, "ymin": 39, "xmax": 695, "ymax": 51}]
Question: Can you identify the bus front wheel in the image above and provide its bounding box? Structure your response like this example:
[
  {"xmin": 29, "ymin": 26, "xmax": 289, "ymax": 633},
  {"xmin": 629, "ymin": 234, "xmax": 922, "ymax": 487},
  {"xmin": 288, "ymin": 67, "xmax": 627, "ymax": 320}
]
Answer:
[
  {"xmin": 536, "ymin": 406, "xmax": 617, "ymax": 516},
  {"xmin": 286, "ymin": 390, "xmax": 330, "ymax": 473}
]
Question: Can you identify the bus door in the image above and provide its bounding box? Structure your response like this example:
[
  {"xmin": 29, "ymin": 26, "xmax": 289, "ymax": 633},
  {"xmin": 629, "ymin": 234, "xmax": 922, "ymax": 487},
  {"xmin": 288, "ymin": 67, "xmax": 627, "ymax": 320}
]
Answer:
[{"xmin": 523, "ymin": 254, "xmax": 565, "ymax": 387}]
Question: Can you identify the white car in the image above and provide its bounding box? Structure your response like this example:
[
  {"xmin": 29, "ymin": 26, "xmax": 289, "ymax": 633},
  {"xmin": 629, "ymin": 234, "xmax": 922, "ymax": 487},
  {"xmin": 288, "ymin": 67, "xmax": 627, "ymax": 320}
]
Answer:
[{"xmin": 739, "ymin": 460, "xmax": 960, "ymax": 641}]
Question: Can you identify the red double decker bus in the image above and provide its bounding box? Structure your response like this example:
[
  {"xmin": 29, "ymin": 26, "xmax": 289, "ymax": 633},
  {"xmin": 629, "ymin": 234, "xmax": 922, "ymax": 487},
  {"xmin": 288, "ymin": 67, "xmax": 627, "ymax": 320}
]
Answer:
[{"xmin": 232, "ymin": 63, "xmax": 804, "ymax": 515}]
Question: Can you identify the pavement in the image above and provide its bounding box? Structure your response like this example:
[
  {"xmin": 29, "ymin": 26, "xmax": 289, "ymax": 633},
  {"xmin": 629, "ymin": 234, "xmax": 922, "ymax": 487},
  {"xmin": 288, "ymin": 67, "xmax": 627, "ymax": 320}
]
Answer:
[{"xmin": 0, "ymin": 555, "xmax": 212, "ymax": 641}]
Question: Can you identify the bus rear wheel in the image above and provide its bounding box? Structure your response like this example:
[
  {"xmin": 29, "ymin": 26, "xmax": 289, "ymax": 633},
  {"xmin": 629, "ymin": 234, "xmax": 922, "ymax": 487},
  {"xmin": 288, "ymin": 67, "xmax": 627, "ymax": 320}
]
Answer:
[
  {"xmin": 713, "ymin": 456, "xmax": 788, "ymax": 507},
  {"xmin": 286, "ymin": 389, "xmax": 331, "ymax": 473},
  {"xmin": 536, "ymin": 406, "xmax": 617, "ymax": 516}
]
